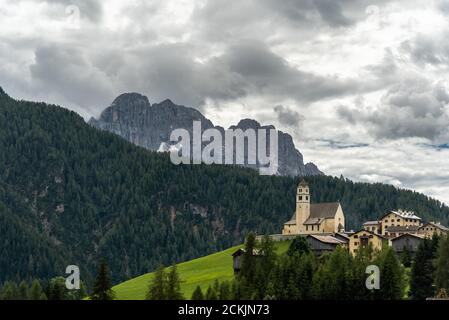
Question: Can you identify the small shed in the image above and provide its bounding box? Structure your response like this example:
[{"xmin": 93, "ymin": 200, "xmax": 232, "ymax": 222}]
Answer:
[
  {"xmin": 231, "ymin": 248, "xmax": 263, "ymax": 274},
  {"xmin": 391, "ymin": 233, "xmax": 424, "ymax": 253},
  {"xmin": 305, "ymin": 234, "xmax": 348, "ymax": 255}
]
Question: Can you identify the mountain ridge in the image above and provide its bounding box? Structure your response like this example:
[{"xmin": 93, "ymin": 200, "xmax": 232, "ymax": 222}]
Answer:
[{"xmin": 89, "ymin": 93, "xmax": 323, "ymax": 177}]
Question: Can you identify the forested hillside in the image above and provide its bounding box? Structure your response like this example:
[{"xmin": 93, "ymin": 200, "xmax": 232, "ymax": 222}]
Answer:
[{"xmin": 0, "ymin": 87, "xmax": 448, "ymax": 286}]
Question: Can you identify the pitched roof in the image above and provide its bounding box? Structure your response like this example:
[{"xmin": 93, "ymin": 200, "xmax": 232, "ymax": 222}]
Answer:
[
  {"xmin": 420, "ymin": 222, "xmax": 449, "ymax": 232},
  {"xmin": 350, "ymin": 229, "xmax": 387, "ymax": 240},
  {"xmin": 231, "ymin": 248, "xmax": 262, "ymax": 257},
  {"xmin": 307, "ymin": 234, "xmax": 347, "ymax": 245},
  {"xmin": 286, "ymin": 202, "xmax": 341, "ymax": 225},
  {"xmin": 391, "ymin": 233, "xmax": 425, "ymax": 241},
  {"xmin": 381, "ymin": 210, "xmax": 421, "ymax": 221},
  {"xmin": 299, "ymin": 179, "xmax": 308, "ymax": 187},
  {"xmin": 363, "ymin": 220, "xmax": 381, "ymax": 226},
  {"xmin": 385, "ymin": 225, "xmax": 420, "ymax": 233}
]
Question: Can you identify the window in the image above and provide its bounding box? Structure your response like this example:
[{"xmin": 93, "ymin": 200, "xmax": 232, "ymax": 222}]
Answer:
[
  {"xmin": 299, "ymin": 196, "xmax": 303, "ymax": 201},
  {"xmin": 306, "ymin": 225, "xmax": 309, "ymax": 231},
  {"xmin": 397, "ymin": 219, "xmax": 400, "ymax": 222},
  {"xmin": 299, "ymin": 188, "xmax": 302, "ymax": 193},
  {"xmin": 354, "ymin": 235, "xmax": 358, "ymax": 239},
  {"xmin": 306, "ymin": 196, "xmax": 309, "ymax": 201},
  {"xmin": 385, "ymin": 220, "xmax": 388, "ymax": 223}
]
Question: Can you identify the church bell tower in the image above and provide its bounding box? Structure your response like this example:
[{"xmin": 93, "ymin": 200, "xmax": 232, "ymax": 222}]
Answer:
[{"xmin": 295, "ymin": 180, "xmax": 310, "ymax": 233}]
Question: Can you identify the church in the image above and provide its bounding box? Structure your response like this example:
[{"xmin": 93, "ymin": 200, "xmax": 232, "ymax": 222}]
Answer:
[{"xmin": 282, "ymin": 180, "xmax": 345, "ymax": 235}]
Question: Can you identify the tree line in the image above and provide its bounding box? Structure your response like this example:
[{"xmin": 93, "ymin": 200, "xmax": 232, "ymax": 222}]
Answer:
[{"xmin": 188, "ymin": 233, "xmax": 449, "ymax": 300}]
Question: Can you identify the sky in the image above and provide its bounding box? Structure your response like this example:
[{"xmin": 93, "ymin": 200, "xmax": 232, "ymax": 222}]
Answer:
[{"xmin": 1, "ymin": 0, "xmax": 449, "ymax": 204}]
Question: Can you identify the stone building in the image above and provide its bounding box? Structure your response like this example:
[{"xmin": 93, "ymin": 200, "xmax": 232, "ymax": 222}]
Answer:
[{"xmin": 282, "ymin": 180, "xmax": 345, "ymax": 235}]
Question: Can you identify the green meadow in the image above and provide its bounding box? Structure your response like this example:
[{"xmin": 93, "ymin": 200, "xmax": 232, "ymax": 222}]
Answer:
[{"xmin": 113, "ymin": 241, "xmax": 291, "ymax": 300}]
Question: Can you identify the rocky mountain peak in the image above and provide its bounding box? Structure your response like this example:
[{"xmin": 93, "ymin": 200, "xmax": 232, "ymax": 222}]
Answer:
[
  {"xmin": 89, "ymin": 93, "xmax": 323, "ymax": 177},
  {"xmin": 112, "ymin": 92, "xmax": 150, "ymax": 107}
]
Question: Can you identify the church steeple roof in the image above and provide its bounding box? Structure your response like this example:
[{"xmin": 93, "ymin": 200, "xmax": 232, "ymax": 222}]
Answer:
[{"xmin": 299, "ymin": 179, "xmax": 308, "ymax": 187}]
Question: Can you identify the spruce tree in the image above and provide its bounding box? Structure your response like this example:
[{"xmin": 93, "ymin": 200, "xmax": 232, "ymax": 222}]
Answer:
[
  {"xmin": 240, "ymin": 233, "xmax": 258, "ymax": 283},
  {"xmin": 191, "ymin": 286, "xmax": 204, "ymax": 300},
  {"xmin": 165, "ymin": 265, "xmax": 184, "ymax": 300},
  {"xmin": 219, "ymin": 281, "xmax": 231, "ymax": 300},
  {"xmin": 435, "ymin": 235, "xmax": 449, "ymax": 292},
  {"xmin": 287, "ymin": 236, "xmax": 311, "ymax": 256},
  {"xmin": 29, "ymin": 280, "xmax": 46, "ymax": 300},
  {"xmin": 410, "ymin": 238, "xmax": 438, "ymax": 299},
  {"xmin": 146, "ymin": 266, "xmax": 166, "ymax": 300},
  {"xmin": 400, "ymin": 246, "xmax": 412, "ymax": 268},
  {"xmin": 377, "ymin": 248, "xmax": 405, "ymax": 300},
  {"xmin": 91, "ymin": 261, "xmax": 115, "ymax": 300},
  {"xmin": 18, "ymin": 280, "xmax": 29, "ymax": 300},
  {"xmin": 1, "ymin": 281, "xmax": 19, "ymax": 300},
  {"xmin": 47, "ymin": 277, "xmax": 67, "ymax": 300},
  {"xmin": 205, "ymin": 285, "xmax": 218, "ymax": 300}
]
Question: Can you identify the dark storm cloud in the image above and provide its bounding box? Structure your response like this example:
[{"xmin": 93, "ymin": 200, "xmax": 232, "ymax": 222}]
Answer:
[
  {"xmin": 401, "ymin": 35, "xmax": 448, "ymax": 66},
  {"xmin": 29, "ymin": 45, "xmax": 114, "ymax": 111},
  {"xmin": 314, "ymin": 0, "xmax": 352, "ymax": 27},
  {"xmin": 76, "ymin": 41, "xmax": 360, "ymax": 110},
  {"xmin": 274, "ymin": 105, "xmax": 303, "ymax": 127},
  {"xmin": 338, "ymin": 79, "xmax": 449, "ymax": 141},
  {"xmin": 216, "ymin": 41, "xmax": 359, "ymax": 103}
]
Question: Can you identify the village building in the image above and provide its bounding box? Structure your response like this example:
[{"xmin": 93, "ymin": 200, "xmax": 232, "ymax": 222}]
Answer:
[
  {"xmin": 305, "ymin": 234, "xmax": 348, "ymax": 255},
  {"xmin": 418, "ymin": 222, "xmax": 449, "ymax": 238},
  {"xmin": 362, "ymin": 220, "xmax": 382, "ymax": 234},
  {"xmin": 348, "ymin": 230, "xmax": 387, "ymax": 255},
  {"xmin": 384, "ymin": 225, "xmax": 421, "ymax": 239},
  {"xmin": 380, "ymin": 210, "xmax": 422, "ymax": 236},
  {"xmin": 231, "ymin": 248, "xmax": 262, "ymax": 274},
  {"xmin": 282, "ymin": 180, "xmax": 345, "ymax": 235},
  {"xmin": 391, "ymin": 233, "xmax": 425, "ymax": 253}
]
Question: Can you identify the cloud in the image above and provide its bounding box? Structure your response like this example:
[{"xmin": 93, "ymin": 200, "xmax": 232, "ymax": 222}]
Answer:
[
  {"xmin": 274, "ymin": 105, "xmax": 303, "ymax": 127},
  {"xmin": 29, "ymin": 44, "xmax": 115, "ymax": 114},
  {"xmin": 338, "ymin": 78, "xmax": 449, "ymax": 142}
]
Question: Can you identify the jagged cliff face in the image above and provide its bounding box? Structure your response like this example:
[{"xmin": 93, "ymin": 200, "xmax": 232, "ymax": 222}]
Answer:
[{"xmin": 88, "ymin": 93, "xmax": 323, "ymax": 176}]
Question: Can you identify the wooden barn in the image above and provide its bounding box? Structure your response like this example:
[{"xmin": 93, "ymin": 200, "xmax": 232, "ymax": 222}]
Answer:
[
  {"xmin": 305, "ymin": 234, "xmax": 348, "ymax": 255},
  {"xmin": 391, "ymin": 233, "xmax": 425, "ymax": 253},
  {"xmin": 231, "ymin": 248, "xmax": 263, "ymax": 274}
]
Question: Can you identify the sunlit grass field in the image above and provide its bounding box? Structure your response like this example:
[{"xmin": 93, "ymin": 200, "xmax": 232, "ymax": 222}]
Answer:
[{"xmin": 113, "ymin": 241, "xmax": 291, "ymax": 300}]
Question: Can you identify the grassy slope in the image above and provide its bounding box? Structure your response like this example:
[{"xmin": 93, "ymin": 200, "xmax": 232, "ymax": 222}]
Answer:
[{"xmin": 113, "ymin": 241, "xmax": 291, "ymax": 300}]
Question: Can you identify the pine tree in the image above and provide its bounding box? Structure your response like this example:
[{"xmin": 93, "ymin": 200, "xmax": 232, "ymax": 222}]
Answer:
[
  {"xmin": 1, "ymin": 281, "xmax": 19, "ymax": 300},
  {"xmin": 191, "ymin": 286, "xmax": 204, "ymax": 300},
  {"xmin": 165, "ymin": 265, "xmax": 184, "ymax": 300},
  {"xmin": 146, "ymin": 266, "xmax": 166, "ymax": 300},
  {"xmin": 91, "ymin": 261, "xmax": 115, "ymax": 300},
  {"xmin": 205, "ymin": 285, "xmax": 217, "ymax": 300},
  {"xmin": 47, "ymin": 277, "xmax": 67, "ymax": 300},
  {"xmin": 240, "ymin": 233, "xmax": 258, "ymax": 283},
  {"xmin": 410, "ymin": 238, "xmax": 438, "ymax": 299},
  {"xmin": 29, "ymin": 280, "xmax": 46, "ymax": 300},
  {"xmin": 287, "ymin": 236, "xmax": 311, "ymax": 256},
  {"xmin": 219, "ymin": 281, "xmax": 231, "ymax": 300},
  {"xmin": 400, "ymin": 246, "xmax": 412, "ymax": 268},
  {"xmin": 18, "ymin": 280, "xmax": 29, "ymax": 300},
  {"xmin": 435, "ymin": 235, "xmax": 449, "ymax": 292},
  {"xmin": 377, "ymin": 248, "xmax": 405, "ymax": 300}
]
